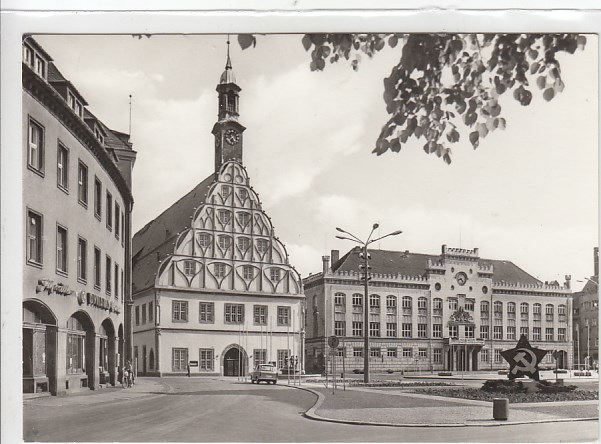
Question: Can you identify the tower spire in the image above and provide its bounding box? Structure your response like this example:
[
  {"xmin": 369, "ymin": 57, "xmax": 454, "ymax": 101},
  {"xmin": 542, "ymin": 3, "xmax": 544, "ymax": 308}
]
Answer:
[{"xmin": 225, "ymin": 35, "xmax": 232, "ymax": 70}]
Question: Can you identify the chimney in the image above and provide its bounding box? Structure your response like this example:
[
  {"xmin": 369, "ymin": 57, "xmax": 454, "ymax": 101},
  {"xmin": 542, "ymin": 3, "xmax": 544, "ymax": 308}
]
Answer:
[
  {"xmin": 322, "ymin": 255, "xmax": 330, "ymax": 275},
  {"xmin": 565, "ymin": 275, "xmax": 571, "ymax": 290},
  {"xmin": 331, "ymin": 249, "xmax": 339, "ymax": 265},
  {"xmin": 594, "ymin": 247, "xmax": 599, "ymax": 277}
]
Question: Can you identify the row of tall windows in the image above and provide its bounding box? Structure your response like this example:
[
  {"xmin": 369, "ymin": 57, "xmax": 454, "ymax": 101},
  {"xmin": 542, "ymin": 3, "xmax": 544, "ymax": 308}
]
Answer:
[
  {"xmin": 26, "ymin": 209, "xmax": 124, "ymax": 300},
  {"xmin": 181, "ymin": 260, "xmax": 283, "ymax": 283},
  {"xmin": 166, "ymin": 301, "xmax": 292, "ymax": 326}
]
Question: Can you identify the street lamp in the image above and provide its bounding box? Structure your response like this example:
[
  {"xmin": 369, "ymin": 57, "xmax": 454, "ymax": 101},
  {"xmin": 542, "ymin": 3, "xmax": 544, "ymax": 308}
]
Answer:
[{"xmin": 335, "ymin": 224, "xmax": 403, "ymax": 383}]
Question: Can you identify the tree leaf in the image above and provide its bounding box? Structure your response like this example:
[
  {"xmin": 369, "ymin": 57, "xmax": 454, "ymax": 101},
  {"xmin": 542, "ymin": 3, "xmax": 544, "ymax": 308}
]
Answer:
[
  {"xmin": 536, "ymin": 75, "xmax": 546, "ymax": 90},
  {"xmin": 543, "ymin": 88, "xmax": 555, "ymax": 102},
  {"xmin": 301, "ymin": 34, "xmax": 312, "ymax": 51},
  {"xmin": 237, "ymin": 34, "xmax": 256, "ymax": 50},
  {"xmin": 469, "ymin": 131, "xmax": 479, "ymax": 149}
]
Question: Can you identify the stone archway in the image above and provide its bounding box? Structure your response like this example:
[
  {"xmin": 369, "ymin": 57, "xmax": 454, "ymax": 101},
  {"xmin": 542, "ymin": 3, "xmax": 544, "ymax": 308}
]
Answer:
[
  {"xmin": 100, "ymin": 319, "xmax": 116, "ymax": 386},
  {"xmin": 221, "ymin": 344, "xmax": 248, "ymax": 376},
  {"xmin": 67, "ymin": 310, "xmax": 96, "ymax": 391},
  {"xmin": 23, "ymin": 300, "xmax": 57, "ymax": 394}
]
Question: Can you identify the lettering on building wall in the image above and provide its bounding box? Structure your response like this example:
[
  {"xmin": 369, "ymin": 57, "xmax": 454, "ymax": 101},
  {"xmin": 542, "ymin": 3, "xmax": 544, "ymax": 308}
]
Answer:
[
  {"xmin": 35, "ymin": 279, "xmax": 120, "ymax": 314},
  {"xmin": 36, "ymin": 279, "xmax": 73, "ymax": 296}
]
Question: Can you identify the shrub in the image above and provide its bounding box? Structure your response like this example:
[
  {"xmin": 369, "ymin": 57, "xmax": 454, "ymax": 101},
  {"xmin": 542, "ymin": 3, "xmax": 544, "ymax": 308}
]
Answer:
[
  {"xmin": 536, "ymin": 380, "xmax": 577, "ymax": 393},
  {"xmin": 481, "ymin": 379, "xmax": 527, "ymax": 394},
  {"xmin": 352, "ymin": 369, "xmax": 364, "ymax": 374},
  {"xmin": 386, "ymin": 369, "xmax": 394, "ymax": 374}
]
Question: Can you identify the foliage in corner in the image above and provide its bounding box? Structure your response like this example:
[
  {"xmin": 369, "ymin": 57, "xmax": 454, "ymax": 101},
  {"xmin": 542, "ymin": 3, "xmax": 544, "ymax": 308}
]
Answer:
[{"xmin": 240, "ymin": 33, "xmax": 587, "ymax": 164}]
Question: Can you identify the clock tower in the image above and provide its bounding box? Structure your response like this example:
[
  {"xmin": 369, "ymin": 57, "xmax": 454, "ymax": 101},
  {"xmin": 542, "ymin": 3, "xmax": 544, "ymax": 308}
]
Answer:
[{"xmin": 212, "ymin": 40, "xmax": 246, "ymax": 173}]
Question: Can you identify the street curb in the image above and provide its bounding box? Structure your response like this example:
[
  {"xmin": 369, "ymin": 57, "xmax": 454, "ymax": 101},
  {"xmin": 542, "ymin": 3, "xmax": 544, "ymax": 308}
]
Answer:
[{"xmin": 289, "ymin": 385, "xmax": 599, "ymax": 428}]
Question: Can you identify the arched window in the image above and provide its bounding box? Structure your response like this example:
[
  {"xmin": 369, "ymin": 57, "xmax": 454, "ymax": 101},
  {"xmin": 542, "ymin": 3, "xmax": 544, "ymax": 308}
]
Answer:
[
  {"xmin": 386, "ymin": 295, "xmax": 397, "ymax": 308},
  {"xmin": 520, "ymin": 303, "xmax": 529, "ymax": 313},
  {"xmin": 418, "ymin": 297, "xmax": 427, "ymax": 310},
  {"xmin": 546, "ymin": 304, "xmax": 554, "ymax": 320},
  {"xmin": 217, "ymin": 209, "xmax": 231, "ymax": 225},
  {"xmin": 402, "ymin": 296, "xmax": 412, "ymax": 309},
  {"xmin": 352, "ymin": 293, "xmax": 363, "ymax": 307},
  {"xmin": 369, "ymin": 294, "xmax": 380, "ymax": 308},
  {"xmin": 558, "ymin": 304, "xmax": 567, "ymax": 321},
  {"xmin": 480, "ymin": 301, "xmax": 489, "ymax": 313},
  {"xmin": 494, "ymin": 301, "xmax": 504, "ymax": 319},
  {"xmin": 433, "ymin": 298, "xmax": 443, "ymax": 311},
  {"xmin": 217, "ymin": 235, "xmax": 231, "ymax": 250},
  {"xmin": 533, "ymin": 303, "xmax": 542, "ymax": 319},
  {"xmin": 197, "ymin": 233, "xmax": 211, "ymax": 248},
  {"xmin": 237, "ymin": 237, "xmax": 250, "ymax": 252},
  {"xmin": 256, "ymin": 239, "xmax": 269, "ymax": 253},
  {"xmin": 334, "ymin": 292, "xmax": 346, "ymax": 306},
  {"xmin": 237, "ymin": 212, "xmax": 251, "ymax": 227}
]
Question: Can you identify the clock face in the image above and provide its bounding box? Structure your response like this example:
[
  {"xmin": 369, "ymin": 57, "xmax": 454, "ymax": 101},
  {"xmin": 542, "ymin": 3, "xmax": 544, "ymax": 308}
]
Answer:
[
  {"xmin": 225, "ymin": 129, "xmax": 240, "ymax": 145},
  {"xmin": 456, "ymin": 272, "xmax": 467, "ymax": 286}
]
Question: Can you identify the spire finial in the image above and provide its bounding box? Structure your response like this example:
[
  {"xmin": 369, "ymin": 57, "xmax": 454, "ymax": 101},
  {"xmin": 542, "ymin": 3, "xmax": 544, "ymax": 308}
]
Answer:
[{"xmin": 225, "ymin": 35, "xmax": 232, "ymax": 70}]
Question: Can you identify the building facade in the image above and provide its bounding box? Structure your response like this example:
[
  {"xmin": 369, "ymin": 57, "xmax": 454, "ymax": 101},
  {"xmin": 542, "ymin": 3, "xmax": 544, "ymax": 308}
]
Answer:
[
  {"xmin": 132, "ymin": 48, "xmax": 304, "ymax": 377},
  {"xmin": 23, "ymin": 37, "xmax": 136, "ymax": 395},
  {"xmin": 304, "ymin": 245, "xmax": 573, "ymax": 374},
  {"xmin": 572, "ymin": 247, "xmax": 599, "ymax": 369}
]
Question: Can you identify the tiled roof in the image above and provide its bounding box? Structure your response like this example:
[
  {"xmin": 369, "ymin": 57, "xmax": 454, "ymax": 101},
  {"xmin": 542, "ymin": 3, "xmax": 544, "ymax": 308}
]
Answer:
[
  {"xmin": 581, "ymin": 278, "xmax": 598, "ymax": 294},
  {"xmin": 132, "ymin": 174, "xmax": 215, "ymax": 293},
  {"xmin": 332, "ymin": 246, "xmax": 541, "ymax": 285}
]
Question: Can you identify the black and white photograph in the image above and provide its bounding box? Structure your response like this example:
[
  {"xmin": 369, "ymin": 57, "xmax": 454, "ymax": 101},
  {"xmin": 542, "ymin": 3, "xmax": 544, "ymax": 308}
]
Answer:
[{"xmin": 1, "ymin": 3, "xmax": 600, "ymax": 444}]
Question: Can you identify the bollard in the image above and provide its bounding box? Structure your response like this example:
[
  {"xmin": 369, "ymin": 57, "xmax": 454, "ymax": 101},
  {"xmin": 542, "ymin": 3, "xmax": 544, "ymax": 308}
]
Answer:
[{"xmin": 493, "ymin": 398, "xmax": 509, "ymax": 421}]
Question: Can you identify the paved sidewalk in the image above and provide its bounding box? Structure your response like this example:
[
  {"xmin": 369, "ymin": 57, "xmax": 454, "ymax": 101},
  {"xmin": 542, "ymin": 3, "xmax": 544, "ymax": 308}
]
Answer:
[
  {"xmin": 23, "ymin": 377, "xmax": 170, "ymax": 407},
  {"xmin": 300, "ymin": 383, "xmax": 599, "ymax": 427}
]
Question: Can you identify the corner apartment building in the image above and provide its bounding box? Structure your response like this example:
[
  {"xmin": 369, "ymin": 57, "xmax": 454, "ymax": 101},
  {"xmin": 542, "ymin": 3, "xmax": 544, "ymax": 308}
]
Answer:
[{"xmin": 573, "ymin": 247, "xmax": 599, "ymax": 369}]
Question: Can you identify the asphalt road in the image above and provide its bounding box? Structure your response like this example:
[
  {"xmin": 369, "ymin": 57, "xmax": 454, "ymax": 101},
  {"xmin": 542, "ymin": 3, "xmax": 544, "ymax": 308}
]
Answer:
[{"xmin": 23, "ymin": 377, "xmax": 598, "ymax": 442}]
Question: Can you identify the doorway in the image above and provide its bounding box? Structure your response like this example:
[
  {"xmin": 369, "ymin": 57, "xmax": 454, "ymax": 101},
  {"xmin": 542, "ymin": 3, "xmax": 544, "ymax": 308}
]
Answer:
[{"xmin": 224, "ymin": 347, "xmax": 245, "ymax": 376}]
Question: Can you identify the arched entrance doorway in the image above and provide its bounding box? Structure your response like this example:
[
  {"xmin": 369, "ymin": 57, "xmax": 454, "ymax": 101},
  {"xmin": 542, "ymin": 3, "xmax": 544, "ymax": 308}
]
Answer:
[
  {"xmin": 23, "ymin": 300, "xmax": 57, "ymax": 394},
  {"xmin": 66, "ymin": 311, "xmax": 95, "ymax": 391},
  {"xmin": 556, "ymin": 350, "xmax": 567, "ymax": 369},
  {"xmin": 100, "ymin": 319, "xmax": 116, "ymax": 386},
  {"xmin": 222, "ymin": 345, "xmax": 247, "ymax": 376}
]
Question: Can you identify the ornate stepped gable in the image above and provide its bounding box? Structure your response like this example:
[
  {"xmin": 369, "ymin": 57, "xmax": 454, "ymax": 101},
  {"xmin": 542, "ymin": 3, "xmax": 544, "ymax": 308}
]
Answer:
[{"xmin": 155, "ymin": 161, "xmax": 302, "ymax": 295}]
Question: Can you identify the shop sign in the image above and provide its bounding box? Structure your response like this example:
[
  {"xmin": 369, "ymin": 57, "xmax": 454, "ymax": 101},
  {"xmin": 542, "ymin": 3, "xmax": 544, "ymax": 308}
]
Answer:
[
  {"xmin": 86, "ymin": 292, "xmax": 121, "ymax": 314},
  {"xmin": 36, "ymin": 279, "xmax": 73, "ymax": 296}
]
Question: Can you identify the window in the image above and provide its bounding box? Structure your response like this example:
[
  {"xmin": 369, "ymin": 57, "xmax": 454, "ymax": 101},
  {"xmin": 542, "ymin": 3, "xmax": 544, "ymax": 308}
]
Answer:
[
  {"xmin": 149, "ymin": 302, "xmax": 154, "ymax": 323},
  {"xmin": 106, "ymin": 192, "xmax": 113, "ymax": 230},
  {"xmin": 448, "ymin": 298, "xmax": 458, "ymax": 310},
  {"xmin": 76, "ymin": 237, "xmax": 87, "ymax": 281},
  {"xmin": 214, "ymin": 263, "xmax": 226, "ymax": 278},
  {"xmin": 418, "ymin": 348, "xmax": 427, "ymax": 358},
  {"xmin": 545, "ymin": 328, "xmax": 554, "ymax": 341},
  {"xmin": 27, "ymin": 210, "xmax": 43, "ymax": 264},
  {"xmin": 402, "ymin": 296, "xmax": 412, "ymax": 311},
  {"xmin": 270, "ymin": 268, "xmax": 281, "ymax": 282},
  {"xmin": 481, "ymin": 349, "xmax": 489, "ymax": 363},
  {"xmin": 217, "ymin": 209, "xmax": 231, "ymax": 225},
  {"xmin": 352, "ymin": 321, "xmax": 363, "ymax": 337},
  {"xmin": 533, "ymin": 303, "xmax": 541, "ymax": 314},
  {"xmin": 76, "ymin": 161, "xmax": 88, "ymax": 206},
  {"xmin": 114, "ymin": 264, "xmax": 119, "ymax": 299},
  {"xmin": 520, "ymin": 327, "xmax": 529, "ymax": 338},
  {"xmin": 480, "ymin": 325, "xmax": 489, "ymax": 339},
  {"xmin": 369, "ymin": 294, "xmax": 380, "ymax": 308},
  {"xmin": 94, "ymin": 247, "xmax": 101, "ymax": 288},
  {"xmin": 352, "ymin": 293, "xmax": 363, "ymax": 307},
  {"xmin": 115, "ymin": 203, "xmax": 120, "ymax": 239},
  {"xmin": 369, "ymin": 322, "xmax": 380, "ymax": 337},
  {"xmin": 56, "ymin": 225, "xmax": 68, "ymax": 274},
  {"xmin": 199, "ymin": 302, "xmax": 214, "ymax": 323},
  {"xmin": 142, "ymin": 303, "xmax": 147, "ymax": 324},
  {"xmin": 533, "ymin": 327, "xmax": 541, "ymax": 341},
  {"xmin": 353, "ymin": 347, "xmax": 363, "ymax": 357},
  {"xmin": 402, "ymin": 323, "xmax": 412, "ymax": 338},
  {"xmin": 335, "ymin": 293, "xmax": 346, "ymax": 307},
  {"xmin": 494, "ymin": 349, "xmax": 502, "ymax": 364},
  {"xmin": 402, "ymin": 348, "xmax": 412, "ymax": 358},
  {"xmin": 221, "ymin": 185, "xmax": 231, "ymax": 199},
  {"xmin": 334, "ymin": 321, "xmax": 345, "ymax": 336},
  {"xmin": 558, "ymin": 305, "xmax": 567, "ymax": 321},
  {"xmin": 387, "ymin": 347, "xmax": 397, "ymax": 357},
  {"xmin": 495, "ymin": 301, "xmax": 504, "ymax": 316},
  {"xmin": 199, "ymin": 349, "xmax": 214, "ymax": 371},
  {"xmin": 386, "ymin": 295, "xmax": 397, "ymax": 310},
  {"xmin": 217, "ymin": 235, "xmax": 231, "ymax": 250},
  {"xmin": 57, "ymin": 143, "xmax": 69, "ymax": 191},
  {"xmin": 277, "ymin": 350, "xmax": 290, "ymax": 369},
  {"xmin": 464, "ymin": 299, "xmax": 475, "ymax": 311},
  {"xmin": 520, "ymin": 303, "xmax": 529, "ymax": 320},
  {"xmin": 172, "ymin": 348, "xmax": 188, "ymax": 372},
  {"xmin": 184, "ymin": 260, "xmax": 196, "ymax": 277},
  {"xmin": 120, "ymin": 269, "xmax": 124, "ymax": 301},
  {"xmin": 237, "ymin": 236, "xmax": 250, "ymax": 252},
  {"xmin": 173, "ymin": 300, "xmax": 188, "ymax": 322},
  {"xmin": 464, "ymin": 325, "xmax": 474, "ymax": 338},
  {"xmin": 28, "ymin": 118, "xmax": 44, "ymax": 173},
  {"xmin": 225, "ymin": 304, "xmax": 244, "ymax": 323},
  {"xmin": 198, "ymin": 233, "xmax": 212, "ymax": 248},
  {"xmin": 546, "ymin": 304, "xmax": 554, "ymax": 316},
  {"xmin": 105, "ymin": 255, "xmax": 112, "ymax": 295},
  {"xmin": 507, "ymin": 326, "xmax": 516, "ymax": 340},
  {"xmin": 254, "ymin": 349, "xmax": 267, "ymax": 366},
  {"xmin": 480, "ymin": 301, "xmax": 489, "ymax": 314},
  {"xmin": 34, "ymin": 55, "xmax": 46, "ymax": 77},
  {"xmin": 558, "ymin": 328, "xmax": 566, "ymax": 341},
  {"xmin": 433, "ymin": 298, "xmax": 443, "ymax": 311},
  {"xmin": 493, "ymin": 326, "xmax": 503, "ymax": 339},
  {"xmin": 277, "ymin": 306, "xmax": 290, "ymax": 326},
  {"xmin": 256, "ymin": 239, "xmax": 269, "ymax": 253},
  {"xmin": 23, "ymin": 45, "xmax": 34, "ymax": 65},
  {"xmin": 94, "ymin": 178, "xmax": 102, "ymax": 219},
  {"xmin": 418, "ymin": 297, "xmax": 427, "ymax": 310},
  {"xmin": 237, "ymin": 212, "xmax": 251, "ymax": 227},
  {"xmin": 66, "ymin": 333, "xmax": 85, "ymax": 374},
  {"xmin": 418, "ymin": 323, "xmax": 427, "ymax": 338},
  {"xmin": 432, "ymin": 324, "xmax": 442, "ymax": 338},
  {"xmin": 433, "ymin": 349, "xmax": 442, "ymax": 363},
  {"xmin": 446, "ymin": 325, "xmax": 457, "ymax": 339},
  {"xmin": 370, "ymin": 347, "xmax": 381, "ymax": 357},
  {"xmin": 254, "ymin": 305, "xmax": 268, "ymax": 325},
  {"xmin": 135, "ymin": 306, "xmax": 140, "ymax": 326},
  {"xmin": 386, "ymin": 323, "xmax": 397, "ymax": 337},
  {"xmin": 243, "ymin": 265, "xmax": 254, "ymax": 280}
]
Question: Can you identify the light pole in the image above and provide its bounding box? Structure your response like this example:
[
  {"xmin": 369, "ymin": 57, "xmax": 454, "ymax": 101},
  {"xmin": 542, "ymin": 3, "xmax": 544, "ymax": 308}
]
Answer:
[{"xmin": 335, "ymin": 224, "xmax": 402, "ymax": 383}]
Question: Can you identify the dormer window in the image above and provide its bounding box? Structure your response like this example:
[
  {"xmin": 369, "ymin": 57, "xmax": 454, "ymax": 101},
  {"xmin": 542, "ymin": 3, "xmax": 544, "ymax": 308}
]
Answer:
[
  {"xmin": 68, "ymin": 91, "xmax": 83, "ymax": 118},
  {"xmin": 23, "ymin": 45, "xmax": 34, "ymax": 66},
  {"xmin": 35, "ymin": 56, "xmax": 45, "ymax": 77},
  {"xmin": 94, "ymin": 126, "xmax": 104, "ymax": 144},
  {"xmin": 23, "ymin": 43, "xmax": 47, "ymax": 80}
]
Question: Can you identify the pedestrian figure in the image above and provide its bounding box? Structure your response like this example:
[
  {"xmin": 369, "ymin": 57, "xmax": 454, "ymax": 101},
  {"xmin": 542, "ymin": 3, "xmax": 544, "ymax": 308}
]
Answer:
[
  {"xmin": 126, "ymin": 360, "xmax": 134, "ymax": 388},
  {"xmin": 187, "ymin": 363, "xmax": 191, "ymax": 377}
]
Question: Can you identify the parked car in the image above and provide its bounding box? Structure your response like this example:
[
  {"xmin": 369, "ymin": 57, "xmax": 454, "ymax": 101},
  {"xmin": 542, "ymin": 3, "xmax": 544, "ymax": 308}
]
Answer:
[{"xmin": 250, "ymin": 364, "xmax": 278, "ymax": 384}]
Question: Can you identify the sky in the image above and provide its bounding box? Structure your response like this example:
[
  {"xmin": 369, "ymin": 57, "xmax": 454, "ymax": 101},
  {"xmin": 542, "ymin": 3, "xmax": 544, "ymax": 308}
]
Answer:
[{"xmin": 34, "ymin": 34, "xmax": 598, "ymax": 289}]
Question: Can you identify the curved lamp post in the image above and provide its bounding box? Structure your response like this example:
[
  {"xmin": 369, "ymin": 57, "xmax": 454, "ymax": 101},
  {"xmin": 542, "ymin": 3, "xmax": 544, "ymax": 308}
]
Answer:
[{"xmin": 335, "ymin": 224, "xmax": 402, "ymax": 383}]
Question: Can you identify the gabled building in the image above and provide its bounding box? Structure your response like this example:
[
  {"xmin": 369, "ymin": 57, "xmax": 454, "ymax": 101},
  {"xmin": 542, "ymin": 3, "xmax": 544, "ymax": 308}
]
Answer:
[
  {"xmin": 572, "ymin": 247, "xmax": 599, "ymax": 369},
  {"xmin": 304, "ymin": 245, "xmax": 573, "ymax": 374},
  {"xmin": 132, "ymin": 46, "xmax": 304, "ymax": 376},
  {"xmin": 22, "ymin": 37, "xmax": 136, "ymax": 395}
]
